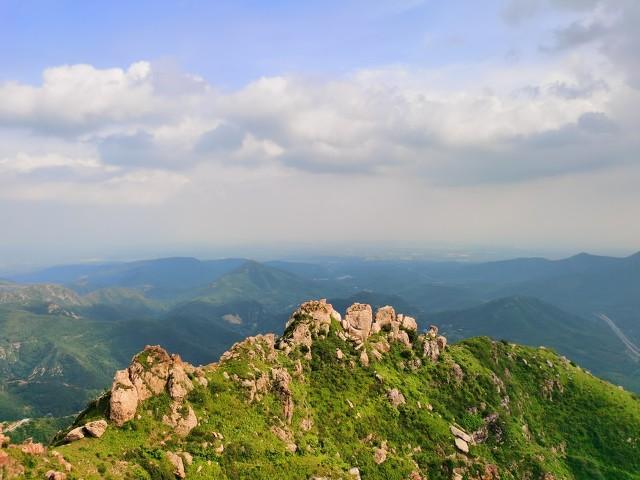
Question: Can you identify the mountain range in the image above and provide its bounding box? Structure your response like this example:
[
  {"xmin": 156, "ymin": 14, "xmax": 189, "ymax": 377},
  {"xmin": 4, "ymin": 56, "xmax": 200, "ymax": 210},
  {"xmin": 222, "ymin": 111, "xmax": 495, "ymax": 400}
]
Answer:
[{"xmin": 0, "ymin": 251, "xmax": 638, "ymax": 424}]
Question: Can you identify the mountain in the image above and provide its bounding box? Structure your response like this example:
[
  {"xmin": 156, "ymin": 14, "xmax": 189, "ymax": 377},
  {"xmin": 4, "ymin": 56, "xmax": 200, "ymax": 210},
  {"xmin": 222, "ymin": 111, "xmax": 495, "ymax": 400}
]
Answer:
[
  {"xmin": 0, "ymin": 262, "xmax": 326, "ymax": 419},
  {"xmin": 9, "ymin": 257, "xmax": 248, "ymax": 299},
  {"xmin": 432, "ymin": 296, "xmax": 640, "ymax": 391},
  {"xmin": 1, "ymin": 300, "xmax": 639, "ymax": 479},
  {"xmin": 194, "ymin": 260, "xmax": 332, "ymax": 311}
]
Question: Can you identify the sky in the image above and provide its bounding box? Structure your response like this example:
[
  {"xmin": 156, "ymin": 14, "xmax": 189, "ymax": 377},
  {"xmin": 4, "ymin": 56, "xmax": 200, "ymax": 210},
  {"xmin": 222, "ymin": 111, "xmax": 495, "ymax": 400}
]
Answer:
[{"xmin": 0, "ymin": 0, "xmax": 639, "ymax": 268}]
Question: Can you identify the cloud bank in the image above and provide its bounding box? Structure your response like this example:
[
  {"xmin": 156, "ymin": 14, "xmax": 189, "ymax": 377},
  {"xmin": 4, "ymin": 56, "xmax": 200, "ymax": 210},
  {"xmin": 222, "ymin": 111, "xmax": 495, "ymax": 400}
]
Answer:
[{"xmin": 0, "ymin": 0, "xmax": 639, "ymax": 263}]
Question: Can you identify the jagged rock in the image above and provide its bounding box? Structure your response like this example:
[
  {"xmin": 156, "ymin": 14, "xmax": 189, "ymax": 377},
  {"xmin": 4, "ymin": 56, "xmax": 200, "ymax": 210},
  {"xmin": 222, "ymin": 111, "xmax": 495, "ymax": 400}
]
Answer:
[
  {"xmin": 454, "ymin": 437, "xmax": 469, "ymax": 453},
  {"xmin": 422, "ymin": 325, "xmax": 446, "ymax": 362},
  {"xmin": 297, "ymin": 298, "xmax": 341, "ymax": 328},
  {"xmin": 349, "ymin": 466, "xmax": 362, "ymax": 479},
  {"xmin": 280, "ymin": 300, "xmax": 341, "ymax": 357},
  {"xmin": 63, "ymin": 427, "xmax": 84, "ymax": 443},
  {"xmin": 84, "ymin": 420, "xmax": 108, "ymax": 438},
  {"xmin": 45, "ymin": 471, "xmax": 67, "ymax": 480},
  {"xmin": 343, "ymin": 303, "xmax": 373, "ymax": 342},
  {"xmin": 388, "ymin": 388, "xmax": 406, "ymax": 407},
  {"xmin": 109, "ymin": 369, "xmax": 139, "ymax": 426},
  {"xmin": 166, "ymin": 451, "xmax": 186, "ymax": 478},
  {"xmin": 162, "ymin": 402, "xmax": 198, "ymax": 437},
  {"xmin": 271, "ymin": 368, "xmax": 294, "ymax": 424}
]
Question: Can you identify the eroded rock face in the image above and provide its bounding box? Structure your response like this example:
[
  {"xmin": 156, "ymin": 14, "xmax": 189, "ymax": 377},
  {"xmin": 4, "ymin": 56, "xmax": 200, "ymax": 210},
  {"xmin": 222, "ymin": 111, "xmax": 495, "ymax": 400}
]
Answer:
[{"xmin": 343, "ymin": 303, "xmax": 373, "ymax": 342}]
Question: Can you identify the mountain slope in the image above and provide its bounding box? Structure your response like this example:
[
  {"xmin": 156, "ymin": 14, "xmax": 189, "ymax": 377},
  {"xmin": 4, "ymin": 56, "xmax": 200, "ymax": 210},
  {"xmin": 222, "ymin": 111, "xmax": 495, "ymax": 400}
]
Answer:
[
  {"xmin": 195, "ymin": 261, "xmax": 328, "ymax": 311},
  {"xmin": 432, "ymin": 296, "xmax": 640, "ymax": 391},
  {"xmin": 2, "ymin": 300, "xmax": 639, "ymax": 479}
]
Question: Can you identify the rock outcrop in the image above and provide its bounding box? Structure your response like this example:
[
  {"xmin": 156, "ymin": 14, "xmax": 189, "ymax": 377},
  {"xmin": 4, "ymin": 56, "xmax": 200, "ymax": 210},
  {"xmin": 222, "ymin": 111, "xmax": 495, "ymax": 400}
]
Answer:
[
  {"xmin": 421, "ymin": 325, "xmax": 447, "ymax": 362},
  {"xmin": 342, "ymin": 303, "xmax": 373, "ymax": 342},
  {"xmin": 279, "ymin": 299, "xmax": 341, "ymax": 357},
  {"xmin": 109, "ymin": 345, "xmax": 197, "ymax": 429},
  {"xmin": 102, "ymin": 300, "xmax": 446, "ymax": 462}
]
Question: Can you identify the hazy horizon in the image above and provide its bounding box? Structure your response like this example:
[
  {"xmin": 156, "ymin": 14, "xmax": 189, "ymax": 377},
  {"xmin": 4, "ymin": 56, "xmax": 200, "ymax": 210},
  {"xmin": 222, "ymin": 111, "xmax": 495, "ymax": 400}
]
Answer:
[{"xmin": 2, "ymin": 0, "xmax": 639, "ymax": 266}]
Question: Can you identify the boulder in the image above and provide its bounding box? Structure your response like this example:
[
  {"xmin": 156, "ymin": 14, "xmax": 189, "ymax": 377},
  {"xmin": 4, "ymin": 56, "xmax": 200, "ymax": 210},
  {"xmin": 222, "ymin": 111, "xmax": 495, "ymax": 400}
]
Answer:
[
  {"xmin": 374, "ymin": 442, "xmax": 388, "ymax": 464},
  {"xmin": 343, "ymin": 303, "xmax": 373, "ymax": 342},
  {"xmin": 349, "ymin": 467, "xmax": 362, "ymax": 479},
  {"xmin": 387, "ymin": 388, "xmax": 406, "ymax": 407},
  {"xmin": 84, "ymin": 420, "xmax": 108, "ymax": 438},
  {"xmin": 63, "ymin": 427, "xmax": 84, "ymax": 443},
  {"xmin": 401, "ymin": 315, "xmax": 417, "ymax": 331},
  {"xmin": 109, "ymin": 369, "xmax": 139, "ymax": 426}
]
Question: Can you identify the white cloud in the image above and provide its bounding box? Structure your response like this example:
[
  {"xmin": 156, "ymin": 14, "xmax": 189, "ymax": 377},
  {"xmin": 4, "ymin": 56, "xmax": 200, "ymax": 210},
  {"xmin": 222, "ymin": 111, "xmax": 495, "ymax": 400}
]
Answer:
[{"xmin": 0, "ymin": 0, "xmax": 638, "ymax": 238}]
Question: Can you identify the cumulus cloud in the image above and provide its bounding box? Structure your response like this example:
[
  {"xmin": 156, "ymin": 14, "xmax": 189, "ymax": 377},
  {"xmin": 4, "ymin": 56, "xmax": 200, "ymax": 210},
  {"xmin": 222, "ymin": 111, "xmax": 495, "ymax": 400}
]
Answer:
[{"xmin": 0, "ymin": 9, "xmax": 638, "ymax": 208}]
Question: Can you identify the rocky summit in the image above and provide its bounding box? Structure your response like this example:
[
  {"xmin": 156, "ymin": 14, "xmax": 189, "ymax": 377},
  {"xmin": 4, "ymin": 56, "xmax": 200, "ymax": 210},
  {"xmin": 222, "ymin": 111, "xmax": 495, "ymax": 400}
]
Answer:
[{"xmin": 0, "ymin": 299, "xmax": 639, "ymax": 479}]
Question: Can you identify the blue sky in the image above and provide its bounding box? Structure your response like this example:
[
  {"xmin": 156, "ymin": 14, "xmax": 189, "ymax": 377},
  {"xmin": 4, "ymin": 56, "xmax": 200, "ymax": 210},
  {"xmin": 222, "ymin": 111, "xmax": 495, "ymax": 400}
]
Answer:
[
  {"xmin": 0, "ymin": 0, "xmax": 639, "ymax": 268},
  {"xmin": 2, "ymin": 0, "xmax": 562, "ymax": 85}
]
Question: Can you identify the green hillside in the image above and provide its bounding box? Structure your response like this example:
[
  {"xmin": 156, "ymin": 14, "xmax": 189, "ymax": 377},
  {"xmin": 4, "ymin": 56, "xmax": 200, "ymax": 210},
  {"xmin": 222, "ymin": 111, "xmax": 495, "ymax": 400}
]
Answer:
[
  {"xmin": 432, "ymin": 296, "xmax": 640, "ymax": 391},
  {"xmin": 1, "ymin": 300, "xmax": 639, "ymax": 479},
  {"xmin": 195, "ymin": 261, "xmax": 330, "ymax": 311}
]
